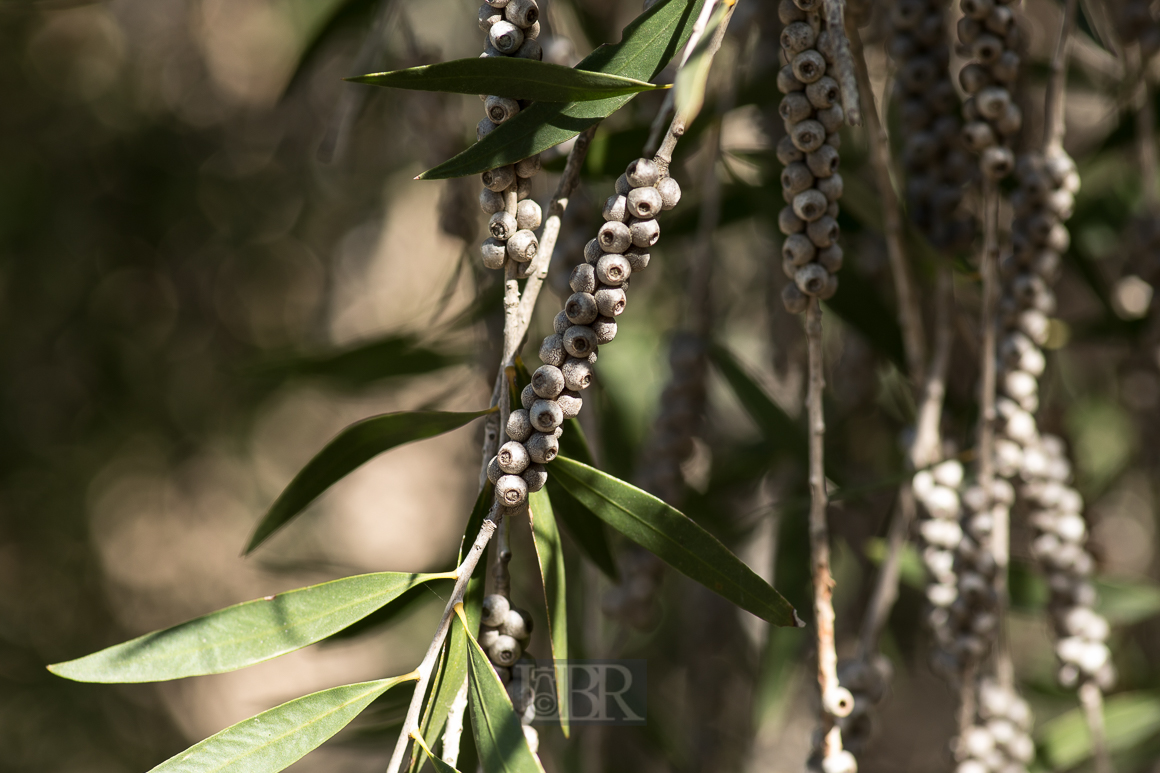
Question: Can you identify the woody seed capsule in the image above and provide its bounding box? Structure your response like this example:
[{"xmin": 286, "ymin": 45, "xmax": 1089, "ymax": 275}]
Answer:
[
  {"xmin": 506, "ymin": 409, "xmax": 533, "ymax": 443},
  {"xmin": 807, "ymin": 216, "xmax": 839, "ymax": 248},
  {"xmin": 539, "ymin": 334, "xmax": 566, "ymax": 367},
  {"xmin": 777, "ymin": 66, "xmax": 805, "ymax": 94},
  {"xmin": 603, "ymin": 195, "xmax": 629, "ymax": 223},
  {"xmin": 479, "ymin": 4, "xmax": 502, "ymax": 31},
  {"xmin": 629, "ymin": 217, "xmax": 660, "ymax": 248},
  {"xmin": 817, "ymin": 244, "xmax": 843, "ymax": 272},
  {"xmin": 487, "ymin": 455, "xmax": 502, "ymax": 484},
  {"xmin": 626, "ymin": 158, "xmax": 660, "ymax": 188},
  {"xmin": 482, "ymin": 594, "xmax": 510, "ymax": 627},
  {"xmin": 583, "ymin": 239, "xmax": 603, "ymax": 265},
  {"xmin": 790, "ymin": 120, "xmax": 826, "ymax": 153},
  {"xmin": 595, "ymin": 286, "xmax": 627, "ymax": 317},
  {"xmin": 477, "ymin": 118, "xmax": 497, "ymax": 140},
  {"xmin": 781, "ymin": 162, "xmax": 815, "ymax": 196},
  {"xmin": 496, "ymin": 474, "xmax": 528, "ymax": 506},
  {"xmin": 514, "ymin": 38, "xmax": 542, "ymax": 60},
  {"xmin": 807, "ymin": 145, "xmax": 839, "ymax": 178},
  {"xmin": 782, "ymin": 281, "xmax": 809, "ymax": 314},
  {"xmin": 498, "ymin": 440, "xmax": 530, "ymax": 474},
  {"xmin": 816, "ymin": 173, "xmax": 843, "ymax": 201},
  {"xmin": 656, "ymin": 176, "xmax": 681, "ymax": 210},
  {"xmin": 791, "ymin": 49, "xmax": 826, "ymax": 83},
  {"xmin": 598, "ymin": 221, "xmax": 632, "ymax": 253},
  {"xmin": 485, "ymin": 95, "xmax": 520, "ymax": 124},
  {"xmin": 561, "ymin": 357, "xmax": 593, "ymax": 390},
  {"xmin": 570, "ymin": 263, "xmax": 597, "ymax": 294},
  {"xmin": 779, "ymin": 206, "xmax": 805, "ymax": 235},
  {"xmin": 806, "ymin": 76, "xmax": 840, "ymax": 109},
  {"xmin": 481, "ymin": 165, "xmax": 515, "ymax": 191},
  {"xmin": 780, "ymin": 92, "xmax": 813, "ymax": 124},
  {"xmin": 596, "ymin": 254, "xmax": 632, "ymax": 286},
  {"xmin": 526, "ymin": 431, "xmax": 559, "ymax": 463},
  {"xmin": 592, "ymin": 316, "xmax": 617, "ymax": 344},
  {"xmin": 488, "ymin": 634, "xmax": 522, "ymax": 666},
  {"xmin": 793, "ymin": 189, "xmax": 828, "ymax": 221},
  {"xmin": 489, "ymin": 211, "xmax": 518, "ymax": 240},
  {"xmin": 795, "ymin": 263, "xmax": 829, "ymax": 295},
  {"xmin": 489, "ymin": 20, "xmax": 524, "ymax": 53},
  {"xmin": 479, "ymin": 188, "xmax": 505, "ymax": 215},
  {"xmin": 506, "ymin": 229, "xmax": 538, "ymax": 262},
  {"xmin": 627, "ymin": 186, "xmax": 663, "ymax": 219},
  {"xmin": 516, "ymin": 199, "xmax": 541, "ymax": 230},
  {"xmin": 624, "ymin": 249, "xmax": 650, "ymax": 272},
  {"xmin": 522, "ymin": 463, "xmax": 547, "ymax": 492},
  {"xmin": 505, "ymin": 0, "xmax": 538, "ymax": 28},
  {"xmin": 532, "ymin": 364, "xmax": 565, "ymax": 399},
  {"xmin": 530, "ymin": 399, "xmax": 564, "ymax": 432},
  {"xmin": 783, "ymin": 233, "xmax": 816, "ymax": 266},
  {"xmin": 481, "ymin": 238, "xmax": 507, "ymax": 269},
  {"xmin": 520, "ymin": 383, "xmax": 537, "ymax": 410},
  {"xmin": 563, "ymin": 325, "xmax": 598, "ymax": 358},
  {"xmin": 515, "ymin": 155, "xmax": 541, "ymax": 178},
  {"xmin": 556, "ymin": 389, "xmax": 582, "ymax": 418},
  {"xmin": 565, "ymin": 292, "xmax": 599, "ymax": 325}
]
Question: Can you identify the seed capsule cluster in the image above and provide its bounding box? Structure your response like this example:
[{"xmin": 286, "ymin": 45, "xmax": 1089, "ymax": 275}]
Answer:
[
  {"xmin": 480, "ymin": 593, "xmax": 535, "ymax": 681},
  {"xmin": 955, "ymin": 680, "xmax": 1035, "ymax": 773},
  {"xmin": 834, "ymin": 657, "xmax": 893, "ymax": 754},
  {"xmin": 776, "ymin": 0, "xmax": 845, "ymax": 315},
  {"xmin": 477, "ymin": 0, "xmax": 544, "ymax": 273},
  {"xmin": 1021, "ymin": 436, "xmax": 1116, "ymax": 690},
  {"xmin": 955, "ymin": 0, "xmax": 1023, "ymax": 181},
  {"xmin": 485, "ymin": 157, "xmax": 679, "ymax": 506},
  {"xmin": 889, "ymin": 0, "xmax": 974, "ymax": 251}
]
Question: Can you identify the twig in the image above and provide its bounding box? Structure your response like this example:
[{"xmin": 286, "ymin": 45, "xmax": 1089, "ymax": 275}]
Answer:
[
  {"xmin": 977, "ymin": 182, "xmax": 1000, "ymax": 523},
  {"xmin": 912, "ymin": 267, "xmax": 955, "ymax": 469},
  {"xmin": 955, "ymin": 661, "xmax": 978, "ymax": 760},
  {"xmin": 823, "ymin": 0, "xmax": 862, "ymax": 126},
  {"xmin": 655, "ymin": 0, "xmax": 736, "ymax": 173},
  {"xmin": 805, "ymin": 300, "xmax": 846, "ymax": 761},
  {"xmin": 1079, "ymin": 679, "xmax": 1113, "ymax": 773},
  {"xmin": 857, "ymin": 486, "xmax": 916, "ymax": 657},
  {"xmin": 644, "ymin": 0, "xmax": 722, "ymax": 156},
  {"xmin": 848, "ymin": 24, "xmax": 925, "ymax": 385},
  {"xmin": 386, "ymin": 509, "xmax": 501, "ymax": 773},
  {"xmin": 1044, "ymin": 0, "xmax": 1080, "ymax": 152}
]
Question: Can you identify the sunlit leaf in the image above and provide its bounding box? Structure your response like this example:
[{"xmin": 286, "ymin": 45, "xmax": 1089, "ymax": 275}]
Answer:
[
  {"xmin": 673, "ymin": 0, "xmax": 732, "ymax": 124},
  {"xmin": 246, "ymin": 408, "xmax": 496, "ymax": 553},
  {"xmin": 146, "ymin": 675, "xmax": 416, "ymax": 773},
  {"xmin": 1038, "ymin": 691, "xmax": 1160, "ymax": 770},
  {"xmin": 550, "ymin": 456, "xmax": 798, "ymax": 626},
  {"xmin": 349, "ymin": 58, "xmax": 667, "ymax": 102},
  {"xmin": 419, "ymin": 0, "xmax": 705, "ymax": 179},
  {"xmin": 49, "ymin": 572, "xmax": 449, "ymax": 683},
  {"xmin": 528, "ymin": 488, "xmax": 570, "ymax": 736},
  {"xmin": 458, "ymin": 610, "xmax": 544, "ymax": 773}
]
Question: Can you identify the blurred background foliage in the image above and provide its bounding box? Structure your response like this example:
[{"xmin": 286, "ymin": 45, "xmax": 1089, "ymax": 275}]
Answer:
[{"xmin": 2, "ymin": 0, "xmax": 1160, "ymax": 772}]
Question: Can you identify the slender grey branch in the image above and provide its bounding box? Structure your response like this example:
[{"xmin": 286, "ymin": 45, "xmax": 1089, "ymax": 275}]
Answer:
[
  {"xmin": 912, "ymin": 267, "xmax": 955, "ymax": 469},
  {"xmin": 823, "ymin": 0, "xmax": 862, "ymax": 126},
  {"xmin": 857, "ymin": 486, "xmax": 916, "ymax": 657},
  {"xmin": 1079, "ymin": 679, "xmax": 1113, "ymax": 773},
  {"xmin": 1044, "ymin": 0, "xmax": 1080, "ymax": 152}
]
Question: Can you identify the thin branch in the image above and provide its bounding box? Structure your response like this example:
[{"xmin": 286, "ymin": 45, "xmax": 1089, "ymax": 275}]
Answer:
[
  {"xmin": 805, "ymin": 300, "xmax": 846, "ymax": 761},
  {"xmin": 857, "ymin": 486, "xmax": 916, "ymax": 657},
  {"xmin": 823, "ymin": 0, "xmax": 862, "ymax": 126},
  {"xmin": 1044, "ymin": 0, "xmax": 1080, "ymax": 152},
  {"xmin": 848, "ymin": 24, "xmax": 925, "ymax": 385},
  {"xmin": 955, "ymin": 661, "xmax": 978, "ymax": 761},
  {"xmin": 912, "ymin": 267, "xmax": 955, "ymax": 469},
  {"xmin": 1079, "ymin": 679, "xmax": 1113, "ymax": 773},
  {"xmin": 386, "ymin": 510, "xmax": 501, "ymax": 773},
  {"xmin": 644, "ymin": 0, "xmax": 722, "ymax": 156},
  {"xmin": 977, "ymin": 182, "xmax": 1000, "ymax": 520}
]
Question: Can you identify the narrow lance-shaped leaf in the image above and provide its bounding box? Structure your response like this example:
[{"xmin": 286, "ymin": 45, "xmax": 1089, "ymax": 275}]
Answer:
[
  {"xmin": 250, "ymin": 334, "xmax": 463, "ymax": 390},
  {"xmin": 1037, "ymin": 691, "xmax": 1160, "ymax": 770},
  {"xmin": 673, "ymin": 0, "xmax": 733, "ymax": 124},
  {"xmin": 49, "ymin": 572, "xmax": 450, "ymax": 684},
  {"xmin": 456, "ymin": 608, "xmax": 545, "ymax": 773},
  {"xmin": 349, "ymin": 58, "xmax": 667, "ymax": 102},
  {"xmin": 411, "ymin": 731, "xmax": 462, "ymax": 773},
  {"xmin": 528, "ymin": 488, "xmax": 570, "ymax": 737},
  {"xmin": 550, "ymin": 456, "xmax": 799, "ymax": 627},
  {"xmin": 419, "ymin": 0, "xmax": 705, "ymax": 179},
  {"xmin": 246, "ymin": 408, "xmax": 496, "ymax": 553},
  {"xmin": 147, "ymin": 675, "xmax": 416, "ymax": 773}
]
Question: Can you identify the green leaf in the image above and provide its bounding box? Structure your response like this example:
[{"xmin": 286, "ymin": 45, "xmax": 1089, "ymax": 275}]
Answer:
[
  {"xmin": 246, "ymin": 408, "xmax": 496, "ymax": 553},
  {"xmin": 250, "ymin": 335, "xmax": 462, "ymax": 389},
  {"xmin": 48, "ymin": 572, "xmax": 449, "ymax": 683},
  {"xmin": 282, "ymin": 0, "xmax": 377, "ymax": 99},
  {"xmin": 349, "ymin": 58, "xmax": 667, "ymax": 102},
  {"xmin": 673, "ymin": 0, "xmax": 731, "ymax": 124},
  {"xmin": 528, "ymin": 488, "xmax": 570, "ymax": 737},
  {"xmin": 1038, "ymin": 691, "xmax": 1160, "ymax": 770},
  {"xmin": 459, "ymin": 612, "xmax": 544, "ymax": 773},
  {"xmin": 145, "ymin": 675, "xmax": 415, "ymax": 773},
  {"xmin": 1094, "ymin": 578, "xmax": 1160, "ymax": 625},
  {"xmin": 410, "ymin": 485, "xmax": 493, "ymax": 773},
  {"xmin": 708, "ymin": 343, "xmax": 807, "ymax": 459},
  {"xmin": 411, "ymin": 731, "xmax": 462, "ymax": 773},
  {"xmin": 546, "ymin": 477, "xmax": 620, "ymax": 580},
  {"xmin": 550, "ymin": 456, "xmax": 799, "ymax": 627},
  {"xmin": 419, "ymin": 0, "xmax": 705, "ymax": 179}
]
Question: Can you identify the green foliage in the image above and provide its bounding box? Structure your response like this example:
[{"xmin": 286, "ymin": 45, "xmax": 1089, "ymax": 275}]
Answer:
[
  {"xmin": 458, "ymin": 611, "xmax": 544, "ymax": 773},
  {"xmin": 350, "ymin": 58, "xmax": 667, "ymax": 102},
  {"xmin": 145, "ymin": 675, "xmax": 415, "ymax": 773},
  {"xmin": 528, "ymin": 488, "xmax": 570, "ymax": 736},
  {"xmin": 48, "ymin": 572, "xmax": 449, "ymax": 683},
  {"xmin": 419, "ymin": 0, "xmax": 705, "ymax": 179},
  {"xmin": 250, "ymin": 334, "xmax": 463, "ymax": 390},
  {"xmin": 246, "ymin": 408, "xmax": 496, "ymax": 553},
  {"xmin": 1037, "ymin": 692, "xmax": 1160, "ymax": 770},
  {"xmin": 550, "ymin": 455, "xmax": 798, "ymax": 627},
  {"xmin": 672, "ymin": 0, "xmax": 731, "ymax": 124}
]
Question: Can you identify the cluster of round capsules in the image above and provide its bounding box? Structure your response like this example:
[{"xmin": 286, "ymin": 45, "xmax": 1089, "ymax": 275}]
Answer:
[
  {"xmin": 477, "ymin": 0, "xmax": 544, "ymax": 274},
  {"xmin": 775, "ymin": 0, "xmax": 845, "ymax": 315},
  {"xmin": 479, "ymin": 594, "xmax": 540, "ymax": 750},
  {"xmin": 990, "ymin": 150, "xmax": 1079, "ymax": 475},
  {"xmin": 955, "ymin": 0, "xmax": 1023, "ymax": 181},
  {"xmin": 833, "ymin": 656, "xmax": 893, "ymax": 754},
  {"xmin": 955, "ymin": 679, "xmax": 1035, "ymax": 773},
  {"xmin": 889, "ymin": 0, "xmax": 974, "ymax": 251},
  {"xmin": 1109, "ymin": 0, "xmax": 1160, "ymax": 59},
  {"xmin": 1021, "ymin": 436, "xmax": 1115, "ymax": 690},
  {"xmin": 911, "ymin": 459, "xmax": 967, "ymax": 659},
  {"xmin": 604, "ymin": 335, "xmax": 705, "ymax": 629},
  {"xmin": 485, "ymin": 157, "xmax": 680, "ymax": 507}
]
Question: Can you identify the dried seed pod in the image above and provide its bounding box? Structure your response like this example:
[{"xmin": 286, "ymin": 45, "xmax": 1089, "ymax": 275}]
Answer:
[
  {"xmin": 791, "ymin": 49, "xmax": 826, "ymax": 83},
  {"xmin": 626, "ymin": 158, "xmax": 660, "ymax": 188},
  {"xmin": 795, "ymin": 263, "xmax": 829, "ymax": 295},
  {"xmin": 793, "ymin": 189, "xmax": 828, "ymax": 222},
  {"xmin": 526, "ymin": 431, "xmax": 559, "ymax": 463},
  {"xmin": 603, "ymin": 194, "xmax": 629, "ymax": 223},
  {"xmin": 505, "ymin": 0, "xmax": 538, "ymax": 28},
  {"xmin": 515, "ymin": 154, "xmax": 541, "ymax": 178},
  {"xmin": 498, "ymin": 440, "xmax": 530, "ymax": 474},
  {"xmin": 565, "ymin": 292, "xmax": 599, "ymax": 325},
  {"xmin": 805, "ymin": 76, "xmax": 840, "ymax": 109},
  {"xmin": 485, "ymin": 95, "xmax": 520, "ymax": 124},
  {"xmin": 530, "ymin": 398, "xmax": 564, "ymax": 432},
  {"xmin": 561, "ymin": 357, "xmax": 593, "ymax": 390},
  {"xmin": 496, "ymin": 474, "xmax": 528, "ymax": 506},
  {"xmin": 595, "ymin": 286, "xmax": 627, "ymax": 317},
  {"xmin": 516, "ymin": 199, "xmax": 541, "ymax": 230},
  {"xmin": 532, "ymin": 364, "xmax": 565, "ymax": 399},
  {"xmin": 539, "ymin": 333, "xmax": 566, "ymax": 367},
  {"xmin": 790, "ymin": 119, "xmax": 826, "ymax": 153},
  {"xmin": 627, "ymin": 186, "xmax": 663, "ymax": 219},
  {"xmin": 489, "ymin": 20, "xmax": 524, "ymax": 52},
  {"xmin": 489, "ymin": 211, "xmax": 518, "ymax": 240},
  {"xmin": 556, "ymin": 389, "xmax": 583, "ymax": 418},
  {"xmin": 570, "ymin": 263, "xmax": 597, "ymax": 295},
  {"xmin": 656, "ymin": 177, "xmax": 681, "ymax": 210},
  {"xmin": 591, "ymin": 316, "xmax": 617, "ymax": 344},
  {"xmin": 523, "ymin": 463, "xmax": 547, "ymax": 492},
  {"xmin": 482, "ymin": 165, "xmax": 516, "ymax": 192},
  {"xmin": 506, "ymin": 409, "xmax": 533, "ymax": 443},
  {"xmin": 563, "ymin": 325, "xmax": 598, "ymax": 358},
  {"xmin": 481, "ymin": 238, "xmax": 507, "ymax": 269},
  {"xmin": 596, "ymin": 254, "xmax": 632, "ymax": 286},
  {"xmin": 623, "ymin": 249, "xmax": 650, "ymax": 273},
  {"xmin": 783, "ymin": 233, "xmax": 817, "ymax": 266},
  {"xmin": 506, "ymin": 229, "xmax": 538, "ymax": 261},
  {"xmin": 782, "ymin": 162, "xmax": 815, "ymax": 196},
  {"xmin": 598, "ymin": 220, "xmax": 632, "ymax": 253},
  {"xmin": 806, "ymin": 145, "xmax": 840, "ymax": 178},
  {"xmin": 629, "ymin": 217, "xmax": 661, "ymax": 248}
]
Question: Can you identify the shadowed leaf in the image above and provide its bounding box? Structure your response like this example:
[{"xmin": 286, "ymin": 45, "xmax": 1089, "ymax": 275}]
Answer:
[
  {"xmin": 48, "ymin": 572, "xmax": 448, "ymax": 683},
  {"xmin": 1038, "ymin": 691, "xmax": 1160, "ymax": 770},
  {"xmin": 250, "ymin": 335, "xmax": 463, "ymax": 389},
  {"xmin": 528, "ymin": 488, "xmax": 570, "ymax": 736},
  {"xmin": 550, "ymin": 456, "xmax": 798, "ymax": 626},
  {"xmin": 349, "ymin": 58, "xmax": 667, "ymax": 102},
  {"xmin": 246, "ymin": 408, "xmax": 496, "ymax": 553}
]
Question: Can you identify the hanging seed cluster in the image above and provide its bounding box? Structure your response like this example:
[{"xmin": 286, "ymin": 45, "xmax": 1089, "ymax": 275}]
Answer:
[
  {"xmin": 955, "ymin": 679, "xmax": 1035, "ymax": 773},
  {"xmin": 477, "ymin": 0, "xmax": 544, "ymax": 275},
  {"xmin": 1021, "ymin": 436, "xmax": 1116, "ymax": 690},
  {"xmin": 776, "ymin": 0, "xmax": 845, "ymax": 315},
  {"xmin": 889, "ymin": 0, "xmax": 974, "ymax": 251},
  {"xmin": 955, "ymin": 0, "xmax": 1022, "ymax": 181},
  {"xmin": 912, "ymin": 459, "xmax": 967, "ymax": 662},
  {"xmin": 480, "ymin": 594, "xmax": 540, "ymax": 751},
  {"xmin": 485, "ymin": 157, "xmax": 680, "ymax": 507},
  {"xmin": 834, "ymin": 656, "xmax": 893, "ymax": 754}
]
